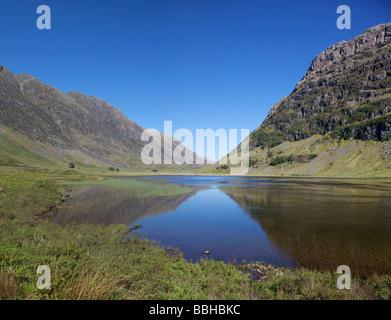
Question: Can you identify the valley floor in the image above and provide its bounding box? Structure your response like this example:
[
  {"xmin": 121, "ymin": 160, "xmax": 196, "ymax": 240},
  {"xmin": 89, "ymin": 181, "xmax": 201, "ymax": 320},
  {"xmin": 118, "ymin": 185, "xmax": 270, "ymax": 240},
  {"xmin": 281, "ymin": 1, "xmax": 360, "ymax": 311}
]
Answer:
[{"xmin": 1, "ymin": 167, "xmax": 391, "ymax": 300}]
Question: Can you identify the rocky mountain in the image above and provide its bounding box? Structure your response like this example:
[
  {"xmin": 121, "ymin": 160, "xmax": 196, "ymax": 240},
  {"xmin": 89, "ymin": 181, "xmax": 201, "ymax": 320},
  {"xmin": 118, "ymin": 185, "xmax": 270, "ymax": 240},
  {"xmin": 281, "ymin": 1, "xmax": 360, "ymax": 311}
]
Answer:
[
  {"xmin": 251, "ymin": 23, "xmax": 391, "ymax": 148},
  {"xmin": 0, "ymin": 66, "xmax": 203, "ymax": 169},
  {"xmin": 211, "ymin": 23, "xmax": 391, "ymax": 177}
]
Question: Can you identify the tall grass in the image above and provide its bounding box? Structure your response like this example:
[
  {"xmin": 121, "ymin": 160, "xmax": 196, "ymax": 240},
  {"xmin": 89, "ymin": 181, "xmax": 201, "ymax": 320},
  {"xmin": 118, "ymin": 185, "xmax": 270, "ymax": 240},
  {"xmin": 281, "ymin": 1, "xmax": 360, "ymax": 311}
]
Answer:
[
  {"xmin": 0, "ymin": 267, "xmax": 19, "ymax": 299},
  {"xmin": 52, "ymin": 266, "xmax": 124, "ymax": 300}
]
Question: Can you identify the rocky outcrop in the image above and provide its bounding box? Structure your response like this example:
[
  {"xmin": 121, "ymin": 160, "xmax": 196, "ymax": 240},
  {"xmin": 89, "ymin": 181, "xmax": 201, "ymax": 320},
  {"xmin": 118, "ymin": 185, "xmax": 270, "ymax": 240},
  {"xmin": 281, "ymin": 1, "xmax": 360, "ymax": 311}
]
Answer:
[
  {"xmin": 251, "ymin": 23, "xmax": 391, "ymax": 149},
  {"xmin": 297, "ymin": 23, "xmax": 391, "ymax": 87}
]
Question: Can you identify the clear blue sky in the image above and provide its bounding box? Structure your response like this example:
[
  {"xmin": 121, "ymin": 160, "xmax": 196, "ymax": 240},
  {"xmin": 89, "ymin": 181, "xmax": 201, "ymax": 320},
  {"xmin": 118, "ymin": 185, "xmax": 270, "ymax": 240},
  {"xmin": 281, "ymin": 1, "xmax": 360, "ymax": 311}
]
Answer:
[{"xmin": 1, "ymin": 0, "xmax": 390, "ymax": 160}]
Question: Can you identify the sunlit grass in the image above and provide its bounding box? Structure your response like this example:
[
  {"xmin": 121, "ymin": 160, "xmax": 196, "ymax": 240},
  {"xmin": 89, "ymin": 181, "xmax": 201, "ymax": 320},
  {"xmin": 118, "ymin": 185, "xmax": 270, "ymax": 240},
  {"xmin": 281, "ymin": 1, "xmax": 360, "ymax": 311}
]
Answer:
[{"xmin": 70, "ymin": 179, "xmax": 193, "ymax": 198}]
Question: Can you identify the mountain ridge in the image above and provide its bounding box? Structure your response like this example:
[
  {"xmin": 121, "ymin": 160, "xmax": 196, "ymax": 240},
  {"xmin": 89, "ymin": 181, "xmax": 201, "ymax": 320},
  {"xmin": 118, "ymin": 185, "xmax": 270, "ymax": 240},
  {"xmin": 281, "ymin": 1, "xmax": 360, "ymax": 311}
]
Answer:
[
  {"xmin": 251, "ymin": 22, "xmax": 391, "ymax": 148},
  {"xmin": 0, "ymin": 65, "xmax": 204, "ymax": 170},
  {"xmin": 297, "ymin": 23, "xmax": 391, "ymax": 87}
]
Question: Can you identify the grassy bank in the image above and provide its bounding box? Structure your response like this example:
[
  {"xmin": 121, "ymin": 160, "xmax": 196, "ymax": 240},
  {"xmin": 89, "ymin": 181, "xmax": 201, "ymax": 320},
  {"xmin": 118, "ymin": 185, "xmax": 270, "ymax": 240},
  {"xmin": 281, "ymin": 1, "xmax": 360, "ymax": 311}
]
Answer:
[
  {"xmin": 1, "ymin": 168, "xmax": 391, "ymax": 300},
  {"xmin": 200, "ymin": 135, "xmax": 391, "ymax": 177},
  {"xmin": 70, "ymin": 179, "xmax": 193, "ymax": 198}
]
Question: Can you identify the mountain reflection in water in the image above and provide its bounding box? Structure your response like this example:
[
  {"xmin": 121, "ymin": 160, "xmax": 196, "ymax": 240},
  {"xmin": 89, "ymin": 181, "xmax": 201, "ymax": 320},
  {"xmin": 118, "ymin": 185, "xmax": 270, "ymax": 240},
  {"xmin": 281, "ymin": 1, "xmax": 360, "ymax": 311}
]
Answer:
[
  {"xmin": 50, "ymin": 176, "xmax": 391, "ymax": 277},
  {"xmin": 49, "ymin": 185, "xmax": 195, "ymax": 225},
  {"xmin": 220, "ymin": 180, "xmax": 391, "ymax": 277}
]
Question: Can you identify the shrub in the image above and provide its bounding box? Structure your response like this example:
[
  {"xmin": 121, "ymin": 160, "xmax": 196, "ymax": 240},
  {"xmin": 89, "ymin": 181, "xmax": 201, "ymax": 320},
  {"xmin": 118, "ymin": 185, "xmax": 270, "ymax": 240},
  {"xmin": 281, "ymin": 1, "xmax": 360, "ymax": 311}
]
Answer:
[
  {"xmin": 381, "ymin": 135, "xmax": 390, "ymax": 142},
  {"xmin": 294, "ymin": 154, "xmax": 318, "ymax": 163},
  {"xmin": 249, "ymin": 159, "xmax": 257, "ymax": 167},
  {"xmin": 68, "ymin": 163, "xmax": 75, "ymax": 169},
  {"xmin": 269, "ymin": 155, "xmax": 294, "ymax": 166}
]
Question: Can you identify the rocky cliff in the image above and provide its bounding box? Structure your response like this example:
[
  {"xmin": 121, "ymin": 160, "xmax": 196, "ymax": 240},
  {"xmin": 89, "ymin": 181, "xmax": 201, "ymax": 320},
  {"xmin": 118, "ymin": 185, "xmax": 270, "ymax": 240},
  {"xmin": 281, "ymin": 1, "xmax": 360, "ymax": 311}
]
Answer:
[{"xmin": 251, "ymin": 23, "xmax": 391, "ymax": 148}]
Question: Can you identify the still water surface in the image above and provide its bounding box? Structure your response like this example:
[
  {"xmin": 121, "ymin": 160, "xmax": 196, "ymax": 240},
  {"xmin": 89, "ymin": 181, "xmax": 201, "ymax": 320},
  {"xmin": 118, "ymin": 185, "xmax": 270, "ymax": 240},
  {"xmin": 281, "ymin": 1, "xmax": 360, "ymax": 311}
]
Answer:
[{"xmin": 50, "ymin": 176, "xmax": 391, "ymax": 277}]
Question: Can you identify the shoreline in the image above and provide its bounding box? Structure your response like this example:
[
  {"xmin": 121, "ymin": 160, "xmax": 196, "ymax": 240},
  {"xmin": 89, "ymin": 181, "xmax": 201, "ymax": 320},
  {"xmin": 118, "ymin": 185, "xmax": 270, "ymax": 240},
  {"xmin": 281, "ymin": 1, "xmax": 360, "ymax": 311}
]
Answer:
[{"xmin": 1, "ymin": 168, "xmax": 391, "ymax": 300}]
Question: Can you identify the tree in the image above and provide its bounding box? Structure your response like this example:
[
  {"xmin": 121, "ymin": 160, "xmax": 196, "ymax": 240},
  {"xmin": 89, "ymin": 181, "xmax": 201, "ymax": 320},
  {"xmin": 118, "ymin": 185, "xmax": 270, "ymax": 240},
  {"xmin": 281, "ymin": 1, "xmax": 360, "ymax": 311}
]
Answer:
[{"xmin": 68, "ymin": 162, "xmax": 75, "ymax": 169}]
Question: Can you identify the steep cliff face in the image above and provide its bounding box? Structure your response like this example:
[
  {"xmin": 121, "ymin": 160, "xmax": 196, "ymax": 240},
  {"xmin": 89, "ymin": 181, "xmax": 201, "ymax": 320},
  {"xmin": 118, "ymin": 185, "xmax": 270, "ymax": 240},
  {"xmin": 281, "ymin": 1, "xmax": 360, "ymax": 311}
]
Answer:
[
  {"xmin": 298, "ymin": 23, "xmax": 391, "ymax": 86},
  {"xmin": 0, "ymin": 66, "xmax": 203, "ymax": 169},
  {"xmin": 251, "ymin": 23, "xmax": 391, "ymax": 149}
]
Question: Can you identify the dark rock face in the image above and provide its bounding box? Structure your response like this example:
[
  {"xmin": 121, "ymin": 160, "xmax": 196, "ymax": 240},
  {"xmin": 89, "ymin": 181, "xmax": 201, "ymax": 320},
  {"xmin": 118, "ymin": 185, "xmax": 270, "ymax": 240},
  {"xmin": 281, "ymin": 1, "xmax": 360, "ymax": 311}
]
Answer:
[
  {"xmin": 298, "ymin": 23, "xmax": 391, "ymax": 86},
  {"xmin": 251, "ymin": 23, "xmax": 391, "ymax": 148}
]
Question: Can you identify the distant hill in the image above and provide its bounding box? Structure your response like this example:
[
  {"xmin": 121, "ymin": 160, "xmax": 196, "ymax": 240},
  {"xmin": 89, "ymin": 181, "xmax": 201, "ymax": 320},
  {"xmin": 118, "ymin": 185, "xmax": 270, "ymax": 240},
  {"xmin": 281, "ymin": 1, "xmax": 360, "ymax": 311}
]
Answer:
[
  {"xmin": 0, "ymin": 66, "xmax": 204, "ymax": 170},
  {"xmin": 209, "ymin": 23, "xmax": 391, "ymax": 177}
]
